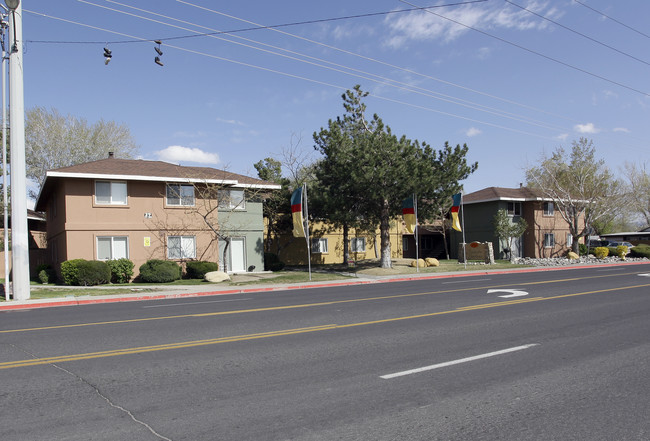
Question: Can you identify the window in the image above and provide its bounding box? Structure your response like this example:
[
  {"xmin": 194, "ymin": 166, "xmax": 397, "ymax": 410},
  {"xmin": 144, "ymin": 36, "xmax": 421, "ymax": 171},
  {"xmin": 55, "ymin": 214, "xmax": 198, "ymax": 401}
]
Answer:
[
  {"xmin": 167, "ymin": 236, "xmax": 196, "ymax": 259},
  {"xmin": 544, "ymin": 233, "xmax": 555, "ymax": 248},
  {"xmin": 218, "ymin": 189, "xmax": 245, "ymax": 210},
  {"xmin": 351, "ymin": 237, "xmax": 366, "ymax": 253},
  {"xmin": 402, "ymin": 237, "xmax": 409, "ymax": 251},
  {"xmin": 311, "ymin": 238, "xmax": 328, "ymax": 254},
  {"xmin": 97, "ymin": 236, "xmax": 128, "ymax": 260},
  {"xmin": 507, "ymin": 202, "xmax": 522, "ymax": 216},
  {"xmin": 95, "ymin": 181, "xmax": 127, "ymax": 205},
  {"xmin": 166, "ymin": 184, "xmax": 195, "ymax": 206},
  {"xmin": 421, "ymin": 236, "xmax": 434, "ymax": 250},
  {"xmin": 567, "ymin": 233, "xmax": 573, "ymax": 248},
  {"xmin": 543, "ymin": 201, "xmax": 554, "ymax": 216}
]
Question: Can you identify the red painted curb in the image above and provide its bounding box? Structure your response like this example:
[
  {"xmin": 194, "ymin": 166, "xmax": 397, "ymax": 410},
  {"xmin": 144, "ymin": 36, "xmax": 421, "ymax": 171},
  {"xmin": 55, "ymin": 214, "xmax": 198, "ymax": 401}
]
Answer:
[{"xmin": 1, "ymin": 261, "xmax": 647, "ymax": 311}]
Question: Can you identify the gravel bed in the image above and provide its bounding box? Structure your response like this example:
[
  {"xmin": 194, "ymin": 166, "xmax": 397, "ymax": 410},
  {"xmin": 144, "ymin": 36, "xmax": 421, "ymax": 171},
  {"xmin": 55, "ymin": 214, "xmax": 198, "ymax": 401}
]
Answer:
[{"xmin": 512, "ymin": 256, "xmax": 650, "ymax": 266}]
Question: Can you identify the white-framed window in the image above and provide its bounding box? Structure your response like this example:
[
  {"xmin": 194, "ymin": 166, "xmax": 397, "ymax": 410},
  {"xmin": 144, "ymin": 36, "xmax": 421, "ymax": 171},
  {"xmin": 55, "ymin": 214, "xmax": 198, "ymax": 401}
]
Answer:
[
  {"xmin": 507, "ymin": 202, "xmax": 522, "ymax": 216},
  {"xmin": 95, "ymin": 181, "xmax": 127, "ymax": 205},
  {"xmin": 97, "ymin": 236, "xmax": 129, "ymax": 260},
  {"xmin": 167, "ymin": 236, "xmax": 196, "ymax": 259},
  {"xmin": 311, "ymin": 238, "xmax": 328, "ymax": 254},
  {"xmin": 218, "ymin": 189, "xmax": 245, "ymax": 210},
  {"xmin": 544, "ymin": 233, "xmax": 555, "ymax": 248},
  {"xmin": 351, "ymin": 237, "xmax": 366, "ymax": 253},
  {"xmin": 543, "ymin": 201, "xmax": 554, "ymax": 216},
  {"xmin": 567, "ymin": 233, "xmax": 573, "ymax": 248},
  {"xmin": 166, "ymin": 183, "xmax": 195, "ymax": 206}
]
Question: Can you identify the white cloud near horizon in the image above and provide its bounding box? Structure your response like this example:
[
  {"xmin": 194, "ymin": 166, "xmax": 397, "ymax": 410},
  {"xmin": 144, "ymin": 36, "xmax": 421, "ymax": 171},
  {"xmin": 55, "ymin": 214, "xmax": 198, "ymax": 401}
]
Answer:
[
  {"xmin": 574, "ymin": 122, "xmax": 601, "ymax": 134},
  {"xmin": 216, "ymin": 117, "xmax": 244, "ymax": 126},
  {"xmin": 155, "ymin": 146, "xmax": 220, "ymax": 165},
  {"xmin": 613, "ymin": 127, "xmax": 630, "ymax": 133}
]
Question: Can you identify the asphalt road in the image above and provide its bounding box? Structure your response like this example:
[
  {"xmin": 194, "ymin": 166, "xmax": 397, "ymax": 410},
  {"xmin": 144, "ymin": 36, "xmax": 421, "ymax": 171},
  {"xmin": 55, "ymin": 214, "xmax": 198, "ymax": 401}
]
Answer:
[{"xmin": 1, "ymin": 263, "xmax": 649, "ymax": 440}]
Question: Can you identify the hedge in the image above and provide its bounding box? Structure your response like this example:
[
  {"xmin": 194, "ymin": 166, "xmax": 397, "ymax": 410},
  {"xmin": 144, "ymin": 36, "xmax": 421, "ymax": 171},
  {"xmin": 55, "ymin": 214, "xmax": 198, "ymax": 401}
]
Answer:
[
  {"xmin": 60, "ymin": 258, "xmax": 87, "ymax": 285},
  {"xmin": 139, "ymin": 259, "xmax": 181, "ymax": 283},
  {"xmin": 76, "ymin": 260, "xmax": 111, "ymax": 286},
  {"xmin": 107, "ymin": 258, "xmax": 135, "ymax": 284},
  {"xmin": 630, "ymin": 244, "xmax": 650, "ymax": 258},
  {"xmin": 185, "ymin": 261, "xmax": 219, "ymax": 279}
]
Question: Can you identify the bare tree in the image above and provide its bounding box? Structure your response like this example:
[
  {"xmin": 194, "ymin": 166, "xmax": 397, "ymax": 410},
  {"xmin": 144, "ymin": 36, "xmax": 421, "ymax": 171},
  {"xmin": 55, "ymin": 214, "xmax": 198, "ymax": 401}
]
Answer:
[
  {"xmin": 526, "ymin": 138, "xmax": 625, "ymax": 253},
  {"xmin": 623, "ymin": 161, "xmax": 650, "ymax": 229}
]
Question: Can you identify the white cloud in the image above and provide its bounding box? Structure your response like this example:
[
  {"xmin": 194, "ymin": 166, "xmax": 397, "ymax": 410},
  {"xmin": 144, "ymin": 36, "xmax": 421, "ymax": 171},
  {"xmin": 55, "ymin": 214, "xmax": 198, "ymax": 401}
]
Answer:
[
  {"xmin": 574, "ymin": 123, "xmax": 601, "ymax": 134},
  {"xmin": 216, "ymin": 117, "xmax": 244, "ymax": 126},
  {"xmin": 613, "ymin": 127, "xmax": 630, "ymax": 133},
  {"xmin": 556, "ymin": 133, "xmax": 569, "ymax": 141},
  {"xmin": 384, "ymin": 1, "xmax": 563, "ymax": 47},
  {"xmin": 155, "ymin": 146, "xmax": 220, "ymax": 165},
  {"xmin": 466, "ymin": 127, "xmax": 482, "ymax": 137}
]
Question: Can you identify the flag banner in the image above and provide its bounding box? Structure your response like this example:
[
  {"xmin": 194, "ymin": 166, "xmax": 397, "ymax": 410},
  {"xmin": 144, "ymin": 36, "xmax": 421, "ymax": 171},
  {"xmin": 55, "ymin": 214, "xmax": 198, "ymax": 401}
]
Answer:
[
  {"xmin": 291, "ymin": 187, "xmax": 306, "ymax": 238},
  {"xmin": 402, "ymin": 196, "xmax": 416, "ymax": 234},
  {"xmin": 451, "ymin": 193, "xmax": 462, "ymax": 232}
]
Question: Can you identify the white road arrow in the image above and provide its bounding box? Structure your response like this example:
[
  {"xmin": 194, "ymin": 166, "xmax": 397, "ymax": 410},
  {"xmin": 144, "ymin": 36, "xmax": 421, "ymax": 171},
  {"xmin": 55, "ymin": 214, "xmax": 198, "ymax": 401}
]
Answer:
[
  {"xmin": 639, "ymin": 274, "xmax": 650, "ymax": 277},
  {"xmin": 487, "ymin": 289, "xmax": 529, "ymax": 298}
]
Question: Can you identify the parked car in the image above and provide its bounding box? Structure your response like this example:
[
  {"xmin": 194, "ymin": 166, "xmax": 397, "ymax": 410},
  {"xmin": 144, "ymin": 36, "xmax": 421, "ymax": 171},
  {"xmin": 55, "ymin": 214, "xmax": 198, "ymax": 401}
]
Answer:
[{"xmin": 606, "ymin": 241, "xmax": 635, "ymax": 249}]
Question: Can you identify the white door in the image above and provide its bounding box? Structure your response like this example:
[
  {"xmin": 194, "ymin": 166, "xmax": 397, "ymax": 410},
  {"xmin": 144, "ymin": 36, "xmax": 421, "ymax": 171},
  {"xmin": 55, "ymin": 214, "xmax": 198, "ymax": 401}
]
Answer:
[{"xmin": 230, "ymin": 238, "xmax": 246, "ymax": 273}]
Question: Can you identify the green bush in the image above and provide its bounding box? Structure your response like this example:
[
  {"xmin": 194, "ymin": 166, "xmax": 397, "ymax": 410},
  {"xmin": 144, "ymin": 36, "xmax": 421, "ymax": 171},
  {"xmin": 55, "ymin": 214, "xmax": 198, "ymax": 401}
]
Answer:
[
  {"xmin": 578, "ymin": 243, "xmax": 588, "ymax": 256},
  {"xmin": 264, "ymin": 253, "xmax": 285, "ymax": 272},
  {"xmin": 60, "ymin": 258, "xmax": 87, "ymax": 285},
  {"xmin": 139, "ymin": 259, "xmax": 181, "ymax": 283},
  {"xmin": 35, "ymin": 264, "xmax": 56, "ymax": 284},
  {"xmin": 630, "ymin": 244, "xmax": 650, "ymax": 258},
  {"xmin": 593, "ymin": 247, "xmax": 609, "ymax": 259},
  {"xmin": 76, "ymin": 260, "xmax": 111, "ymax": 286},
  {"xmin": 107, "ymin": 258, "xmax": 135, "ymax": 284},
  {"xmin": 185, "ymin": 261, "xmax": 219, "ymax": 279}
]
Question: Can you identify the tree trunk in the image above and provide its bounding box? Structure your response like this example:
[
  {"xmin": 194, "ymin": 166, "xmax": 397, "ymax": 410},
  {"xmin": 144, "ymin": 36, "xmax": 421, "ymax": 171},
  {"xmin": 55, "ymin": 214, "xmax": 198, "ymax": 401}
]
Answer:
[{"xmin": 379, "ymin": 199, "xmax": 392, "ymax": 268}]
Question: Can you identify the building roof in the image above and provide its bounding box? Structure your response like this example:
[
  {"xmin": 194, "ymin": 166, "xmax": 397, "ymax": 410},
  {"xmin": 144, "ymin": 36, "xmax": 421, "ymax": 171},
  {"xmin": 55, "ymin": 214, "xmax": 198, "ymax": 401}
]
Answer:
[
  {"xmin": 35, "ymin": 156, "xmax": 281, "ymax": 210},
  {"xmin": 462, "ymin": 186, "xmax": 549, "ymax": 204}
]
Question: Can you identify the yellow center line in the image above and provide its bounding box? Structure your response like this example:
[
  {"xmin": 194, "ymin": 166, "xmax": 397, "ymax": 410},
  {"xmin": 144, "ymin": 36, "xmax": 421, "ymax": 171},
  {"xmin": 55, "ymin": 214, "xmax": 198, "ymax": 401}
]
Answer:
[
  {"xmin": 1, "ymin": 271, "xmax": 645, "ymax": 335},
  {"xmin": 1, "ymin": 283, "xmax": 647, "ymax": 370}
]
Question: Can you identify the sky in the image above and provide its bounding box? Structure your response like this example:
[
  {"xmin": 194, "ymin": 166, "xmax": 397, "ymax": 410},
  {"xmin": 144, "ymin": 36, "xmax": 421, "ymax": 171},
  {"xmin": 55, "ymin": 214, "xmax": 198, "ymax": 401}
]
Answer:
[{"xmin": 17, "ymin": 0, "xmax": 650, "ymax": 199}]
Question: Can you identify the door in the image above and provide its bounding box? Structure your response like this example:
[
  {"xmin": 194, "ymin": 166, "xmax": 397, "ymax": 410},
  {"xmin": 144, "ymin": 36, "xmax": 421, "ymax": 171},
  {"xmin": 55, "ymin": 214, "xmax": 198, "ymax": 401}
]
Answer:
[{"xmin": 230, "ymin": 238, "xmax": 246, "ymax": 273}]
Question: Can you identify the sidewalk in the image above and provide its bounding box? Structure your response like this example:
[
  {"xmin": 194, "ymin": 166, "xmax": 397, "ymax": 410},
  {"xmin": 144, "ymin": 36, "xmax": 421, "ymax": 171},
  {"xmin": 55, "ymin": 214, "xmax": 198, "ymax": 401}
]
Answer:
[{"xmin": 1, "ymin": 260, "xmax": 648, "ymax": 311}]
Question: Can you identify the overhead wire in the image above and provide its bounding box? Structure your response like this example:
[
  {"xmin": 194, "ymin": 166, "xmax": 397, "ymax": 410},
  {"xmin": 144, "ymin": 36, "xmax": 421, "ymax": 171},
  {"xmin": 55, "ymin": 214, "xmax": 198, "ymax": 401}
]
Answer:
[
  {"xmin": 85, "ymin": 0, "xmax": 566, "ymax": 132},
  {"xmin": 504, "ymin": 0, "xmax": 650, "ymax": 67},
  {"xmin": 400, "ymin": 0, "xmax": 650, "ymax": 97},
  {"xmin": 572, "ymin": 0, "xmax": 650, "ymax": 40},
  {"xmin": 21, "ymin": 7, "xmax": 560, "ymax": 142}
]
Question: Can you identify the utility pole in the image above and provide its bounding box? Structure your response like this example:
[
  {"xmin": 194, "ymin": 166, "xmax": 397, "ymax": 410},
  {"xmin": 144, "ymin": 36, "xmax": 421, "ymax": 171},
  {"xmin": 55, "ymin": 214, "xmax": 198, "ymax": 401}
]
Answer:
[{"xmin": 7, "ymin": 0, "xmax": 29, "ymax": 300}]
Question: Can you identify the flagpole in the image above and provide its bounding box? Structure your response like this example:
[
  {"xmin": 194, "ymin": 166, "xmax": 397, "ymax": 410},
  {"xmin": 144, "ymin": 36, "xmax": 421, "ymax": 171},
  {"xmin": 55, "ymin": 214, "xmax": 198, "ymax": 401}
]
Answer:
[
  {"xmin": 460, "ymin": 192, "xmax": 467, "ymax": 269},
  {"xmin": 414, "ymin": 193, "xmax": 419, "ymax": 273},
  {"xmin": 302, "ymin": 183, "xmax": 312, "ymax": 281}
]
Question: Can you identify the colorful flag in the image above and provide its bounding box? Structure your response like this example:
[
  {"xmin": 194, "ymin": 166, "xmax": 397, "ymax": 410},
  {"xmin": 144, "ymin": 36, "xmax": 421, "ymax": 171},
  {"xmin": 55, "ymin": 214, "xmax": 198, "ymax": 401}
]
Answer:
[
  {"xmin": 402, "ymin": 196, "xmax": 416, "ymax": 234},
  {"xmin": 291, "ymin": 187, "xmax": 306, "ymax": 238},
  {"xmin": 451, "ymin": 193, "xmax": 462, "ymax": 232}
]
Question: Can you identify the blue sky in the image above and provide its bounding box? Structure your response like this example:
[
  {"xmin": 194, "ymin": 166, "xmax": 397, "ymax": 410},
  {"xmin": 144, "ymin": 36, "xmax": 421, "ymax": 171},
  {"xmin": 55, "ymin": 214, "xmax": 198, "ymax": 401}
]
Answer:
[{"xmin": 20, "ymin": 0, "xmax": 650, "ymax": 195}]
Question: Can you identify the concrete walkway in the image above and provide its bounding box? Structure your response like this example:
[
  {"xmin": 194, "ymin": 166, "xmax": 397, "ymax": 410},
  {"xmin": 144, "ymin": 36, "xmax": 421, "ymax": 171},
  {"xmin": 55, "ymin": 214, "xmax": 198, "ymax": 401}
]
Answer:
[{"xmin": 1, "ymin": 260, "xmax": 648, "ymax": 311}]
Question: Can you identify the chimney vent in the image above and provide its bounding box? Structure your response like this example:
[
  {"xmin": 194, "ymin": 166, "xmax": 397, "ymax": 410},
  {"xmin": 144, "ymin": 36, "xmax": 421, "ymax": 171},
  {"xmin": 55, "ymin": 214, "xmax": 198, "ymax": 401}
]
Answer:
[{"xmin": 108, "ymin": 151, "xmax": 114, "ymax": 158}]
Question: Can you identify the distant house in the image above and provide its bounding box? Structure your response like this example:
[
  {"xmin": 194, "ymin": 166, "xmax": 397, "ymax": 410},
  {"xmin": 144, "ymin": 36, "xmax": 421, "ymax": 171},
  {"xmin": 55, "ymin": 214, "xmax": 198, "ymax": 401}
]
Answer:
[
  {"xmin": 0, "ymin": 209, "xmax": 47, "ymax": 278},
  {"xmin": 450, "ymin": 186, "xmax": 585, "ymax": 259},
  {"xmin": 34, "ymin": 155, "xmax": 280, "ymax": 277},
  {"xmin": 600, "ymin": 227, "xmax": 650, "ymax": 246}
]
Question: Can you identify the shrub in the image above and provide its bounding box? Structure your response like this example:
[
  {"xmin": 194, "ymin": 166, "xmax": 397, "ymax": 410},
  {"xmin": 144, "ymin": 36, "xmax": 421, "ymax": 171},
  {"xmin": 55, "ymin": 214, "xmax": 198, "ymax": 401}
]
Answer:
[
  {"xmin": 630, "ymin": 244, "xmax": 650, "ymax": 258},
  {"xmin": 60, "ymin": 258, "xmax": 87, "ymax": 285},
  {"xmin": 578, "ymin": 243, "xmax": 588, "ymax": 256},
  {"xmin": 615, "ymin": 245, "xmax": 629, "ymax": 259},
  {"xmin": 185, "ymin": 261, "xmax": 219, "ymax": 279},
  {"xmin": 593, "ymin": 247, "xmax": 609, "ymax": 259},
  {"xmin": 35, "ymin": 264, "xmax": 56, "ymax": 284},
  {"xmin": 107, "ymin": 258, "xmax": 135, "ymax": 284},
  {"xmin": 76, "ymin": 260, "xmax": 111, "ymax": 286},
  {"xmin": 264, "ymin": 253, "xmax": 285, "ymax": 272},
  {"xmin": 139, "ymin": 259, "xmax": 181, "ymax": 283}
]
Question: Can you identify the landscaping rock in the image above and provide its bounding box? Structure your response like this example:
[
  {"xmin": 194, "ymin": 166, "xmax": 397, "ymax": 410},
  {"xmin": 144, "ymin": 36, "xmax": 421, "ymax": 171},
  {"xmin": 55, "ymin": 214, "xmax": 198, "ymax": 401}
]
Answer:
[
  {"xmin": 410, "ymin": 259, "xmax": 426, "ymax": 268},
  {"xmin": 204, "ymin": 271, "xmax": 231, "ymax": 283},
  {"xmin": 425, "ymin": 257, "xmax": 440, "ymax": 267},
  {"xmin": 567, "ymin": 251, "xmax": 579, "ymax": 260}
]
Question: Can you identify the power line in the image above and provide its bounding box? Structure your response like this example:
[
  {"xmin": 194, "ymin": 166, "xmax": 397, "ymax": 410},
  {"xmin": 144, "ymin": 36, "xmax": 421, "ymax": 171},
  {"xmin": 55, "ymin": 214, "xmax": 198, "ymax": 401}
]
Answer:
[
  {"xmin": 572, "ymin": 0, "xmax": 650, "ymax": 40},
  {"xmin": 25, "ymin": 0, "xmax": 489, "ymax": 45},
  {"xmin": 505, "ymin": 0, "xmax": 650, "ymax": 67},
  {"xmin": 400, "ymin": 0, "xmax": 650, "ymax": 97}
]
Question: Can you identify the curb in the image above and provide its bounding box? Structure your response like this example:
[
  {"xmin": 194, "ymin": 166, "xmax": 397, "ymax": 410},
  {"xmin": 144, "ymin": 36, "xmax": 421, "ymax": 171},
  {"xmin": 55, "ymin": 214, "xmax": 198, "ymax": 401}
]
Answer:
[{"xmin": 1, "ymin": 261, "xmax": 648, "ymax": 311}]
